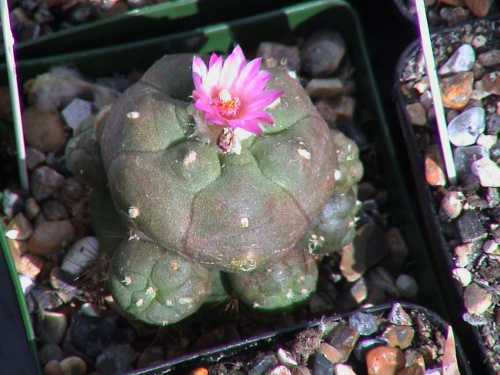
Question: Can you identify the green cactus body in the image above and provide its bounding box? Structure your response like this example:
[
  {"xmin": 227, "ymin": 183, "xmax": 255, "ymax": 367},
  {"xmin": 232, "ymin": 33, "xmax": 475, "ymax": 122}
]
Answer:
[
  {"xmin": 98, "ymin": 55, "xmax": 338, "ymax": 273},
  {"xmin": 65, "ymin": 51, "xmax": 363, "ymax": 325},
  {"xmin": 228, "ymin": 245, "xmax": 318, "ymax": 313},
  {"xmin": 109, "ymin": 239, "xmax": 211, "ymax": 325}
]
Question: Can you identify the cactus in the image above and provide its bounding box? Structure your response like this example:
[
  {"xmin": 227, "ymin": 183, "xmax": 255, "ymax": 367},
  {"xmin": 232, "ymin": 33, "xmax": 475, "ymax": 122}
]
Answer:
[{"xmin": 66, "ymin": 46, "xmax": 362, "ymax": 325}]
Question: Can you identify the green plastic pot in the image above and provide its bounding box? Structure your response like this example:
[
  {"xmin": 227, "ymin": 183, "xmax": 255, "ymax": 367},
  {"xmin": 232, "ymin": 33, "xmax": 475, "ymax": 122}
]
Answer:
[
  {"xmin": 0, "ymin": 0, "xmax": 451, "ymax": 372},
  {"xmin": 9, "ymin": 0, "xmax": 307, "ymax": 60}
]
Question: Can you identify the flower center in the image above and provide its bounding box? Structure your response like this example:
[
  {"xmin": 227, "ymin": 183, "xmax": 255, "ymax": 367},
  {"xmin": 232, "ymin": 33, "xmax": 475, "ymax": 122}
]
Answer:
[{"xmin": 212, "ymin": 89, "xmax": 241, "ymax": 119}]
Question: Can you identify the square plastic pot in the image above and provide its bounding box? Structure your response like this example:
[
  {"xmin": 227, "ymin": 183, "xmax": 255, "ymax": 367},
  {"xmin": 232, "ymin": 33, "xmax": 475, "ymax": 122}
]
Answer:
[
  {"xmin": 7, "ymin": 0, "xmax": 307, "ymax": 60},
  {"xmin": 0, "ymin": 0, "xmax": 456, "ymax": 372},
  {"xmin": 394, "ymin": 17, "xmax": 500, "ymax": 375}
]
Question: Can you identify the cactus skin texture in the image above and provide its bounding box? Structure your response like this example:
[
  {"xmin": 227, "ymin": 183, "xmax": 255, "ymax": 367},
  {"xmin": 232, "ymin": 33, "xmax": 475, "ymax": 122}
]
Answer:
[
  {"xmin": 109, "ymin": 239, "xmax": 211, "ymax": 326},
  {"xmin": 228, "ymin": 244, "xmax": 318, "ymax": 313},
  {"xmin": 65, "ymin": 53, "xmax": 362, "ymax": 325}
]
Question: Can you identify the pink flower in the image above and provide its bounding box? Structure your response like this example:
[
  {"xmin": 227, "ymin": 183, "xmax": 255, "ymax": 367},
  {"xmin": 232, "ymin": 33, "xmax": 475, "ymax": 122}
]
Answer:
[{"xmin": 192, "ymin": 45, "xmax": 283, "ymax": 135}]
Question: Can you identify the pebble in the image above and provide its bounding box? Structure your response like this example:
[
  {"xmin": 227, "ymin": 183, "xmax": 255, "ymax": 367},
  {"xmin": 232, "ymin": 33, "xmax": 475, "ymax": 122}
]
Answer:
[
  {"xmin": 486, "ymin": 113, "xmax": 500, "ymax": 135},
  {"xmin": 277, "ymin": 348, "xmax": 298, "ymax": 367},
  {"xmin": 301, "ymin": 30, "xmax": 346, "ymax": 77},
  {"xmin": 447, "ymin": 106, "xmax": 485, "ymax": 146},
  {"xmin": 439, "ymin": 190, "xmax": 465, "ymax": 219},
  {"xmin": 453, "ymin": 242, "xmax": 476, "ymax": 268},
  {"xmin": 43, "ymin": 200, "xmax": 70, "ymax": 221},
  {"xmin": 59, "ymin": 356, "xmax": 87, "ymax": 375},
  {"xmin": 61, "ymin": 236, "xmax": 99, "ymax": 277},
  {"xmin": 5, "ymin": 212, "xmax": 33, "ymax": 240},
  {"xmin": 349, "ymin": 277, "xmax": 368, "ymax": 305},
  {"xmin": 44, "ymin": 359, "xmax": 63, "ymax": 375},
  {"xmin": 38, "ymin": 343, "xmax": 64, "ymax": 366},
  {"xmin": 438, "ymin": 44, "xmax": 475, "ymax": 75},
  {"xmin": 481, "ymin": 72, "xmax": 500, "ymax": 95},
  {"xmin": 95, "ymin": 343, "xmax": 137, "ymax": 375},
  {"xmin": 476, "ymin": 134, "xmax": 497, "ymax": 149},
  {"xmin": 249, "ymin": 354, "xmax": 278, "ymax": 375},
  {"xmin": 483, "ymin": 239, "xmax": 499, "ymax": 254},
  {"xmin": 406, "ymin": 103, "xmax": 427, "ymax": 126},
  {"xmin": 30, "ymin": 166, "xmax": 66, "ymax": 201},
  {"xmin": 333, "ymin": 364, "xmax": 356, "ymax": 375},
  {"xmin": 305, "ymin": 78, "xmax": 344, "ymax": 99},
  {"xmin": 388, "ymin": 303, "xmax": 412, "ymax": 326},
  {"xmin": 26, "ymin": 146, "xmax": 47, "ymax": 170},
  {"xmin": 61, "ymin": 98, "xmax": 93, "ymax": 129},
  {"xmin": 16, "ymin": 253, "xmax": 45, "ymax": 278},
  {"xmin": 348, "ymin": 311, "xmax": 378, "ymax": 336},
  {"xmin": 311, "ymin": 352, "xmax": 335, "ymax": 375},
  {"xmin": 451, "ymin": 267, "xmax": 473, "ymax": 286},
  {"xmin": 328, "ymin": 324, "xmax": 359, "ymax": 362},
  {"xmin": 455, "ymin": 210, "xmax": 487, "ymax": 243},
  {"xmin": 464, "ymin": 0, "xmax": 495, "ymax": 16},
  {"xmin": 137, "ymin": 346, "xmax": 164, "ymax": 369},
  {"xmin": 2, "ymin": 189, "xmax": 26, "ymax": 218},
  {"xmin": 36, "ymin": 310, "xmax": 68, "ymax": 344},
  {"xmin": 471, "ymin": 157, "xmax": 500, "ymax": 187},
  {"xmin": 462, "ymin": 312, "xmax": 488, "ymax": 326},
  {"xmin": 477, "ymin": 50, "xmax": 500, "ymax": 67},
  {"xmin": 340, "ymin": 224, "xmax": 389, "ymax": 282},
  {"xmin": 317, "ymin": 342, "xmax": 341, "ymax": 364},
  {"xmin": 365, "ymin": 346, "xmax": 406, "ymax": 375},
  {"xmin": 395, "ymin": 274, "xmax": 419, "ymax": 299},
  {"xmin": 381, "ymin": 325, "xmax": 415, "ymax": 349},
  {"xmin": 257, "ymin": 42, "xmax": 301, "ymax": 73},
  {"xmin": 463, "ymin": 283, "xmax": 493, "ymax": 315},
  {"xmin": 25, "ymin": 197, "xmax": 42, "ymax": 220},
  {"xmin": 424, "ymin": 144, "xmax": 446, "ymax": 186},
  {"xmin": 453, "ymin": 145, "xmax": 489, "ymax": 179},
  {"xmin": 293, "ymin": 367, "xmax": 312, "ymax": 375},
  {"xmin": 384, "ymin": 228, "xmax": 409, "ymax": 275},
  {"xmin": 22, "ymin": 106, "xmax": 66, "ymax": 152},
  {"xmin": 439, "ymin": 71, "xmax": 474, "ymax": 110},
  {"xmin": 269, "ymin": 365, "xmax": 292, "ymax": 375},
  {"xmin": 19, "ymin": 274, "xmax": 34, "ymax": 294},
  {"xmin": 396, "ymin": 363, "xmax": 425, "ymax": 375},
  {"xmin": 28, "ymin": 220, "xmax": 75, "ymax": 256}
]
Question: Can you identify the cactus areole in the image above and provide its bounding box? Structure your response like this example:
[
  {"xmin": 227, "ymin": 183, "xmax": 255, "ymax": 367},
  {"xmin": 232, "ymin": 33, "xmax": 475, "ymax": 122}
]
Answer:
[{"xmin": 67, "ymin": 45, "xmax": 363, "ymax": 324}]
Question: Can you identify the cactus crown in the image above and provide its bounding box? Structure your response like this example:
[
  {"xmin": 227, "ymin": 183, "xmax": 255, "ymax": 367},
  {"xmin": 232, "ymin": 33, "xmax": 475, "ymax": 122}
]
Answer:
[{"xmin": 192, "ymin": 45, "xmax": 284, "ymax": 152}]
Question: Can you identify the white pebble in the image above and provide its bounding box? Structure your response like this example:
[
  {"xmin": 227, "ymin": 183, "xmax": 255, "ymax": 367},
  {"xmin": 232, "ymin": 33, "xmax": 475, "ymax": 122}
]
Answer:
[
  {"xmin": 61, "ymin": 98, "xmax": 93, "ymax": 129},
  {"xmin": 18, "ymin": 274, "xmax": 34, "ymax": 294},
  {"xmin": 452, "ymin": 268, "xmax": 473, "ymax": 287},
  {"xmin": 438, "ymin": 44, "xmax": 475, "ymax": 75},
  {"xmin": 447, "ymin": 107, "xmax": 485, "ymax": 147},
  {"xmin": 61, "ymin": 236, "xmax": 99, "ymax": 277},
  {"xmin": 395, "ymin": 274, "xmax": 419, "ymax": 299},
  {"xmin": 471, "ymin": 157, "xmax": 500, "ymax": 187}
]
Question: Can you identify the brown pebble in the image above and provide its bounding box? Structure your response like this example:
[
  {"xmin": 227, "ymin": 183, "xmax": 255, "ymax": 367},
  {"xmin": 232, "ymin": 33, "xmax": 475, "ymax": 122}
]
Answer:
[
  {"xmin": 28, "ymin": 220, "xmax": 75, "ymax": 256},
  {"xmin": 59, "ymin": 356, "xmax": 87, "ymax": 375},
  {"xmin": 477, "ymin": 50, "xmax": 500, "ymax": 67},
  {"xmin": 44, "ymin": 360, "xmax": 63, "ymax": 375},
  {"xmin": 189, "ymin": 367, "xmax": 208, "ymax": 375},
  {"xmin": 305, "ymin": 78, "xmax": 343, "ymax": 99},
  {"xmin": 257, "ymin": 42, "xmax": 301, "ymax": 72},
  {"xmin": 365, "ymin": 346, "xmax": 406, "ymax": 375},
  {"xmin": 440, "ymin": 71, "xmax": 474, "ymax": 110},
  {"xmin": 453, "ymin": 242, "xmax": 475, "ymax": 268},
  {"xmin": 396, "ymin": 363, "xmax": 425, "ymax": 375},
  {"xmin": 23, "ymin": 106, "xmax": 66, "ymax": 152},
  {"xmin": 17, "ymin": 253, "xmax": 46, "ymax": 278},
  {"xmin": 5, "ymin": 213, "xmax": 33, "ymax": 240},
  {"xmin": 7, "ymin": 238, "xmax": 29, "ymax": 259},
  {"xmin": 481, "ymin": 72, "xmax": 500, "ymax": 95},
  {"xmin": 463, "ymin": 283, "xmax": 493, "ymax": 315},
  {"xmin": 318, "ymin": 342, "xmax": 341, "ymax": 363},
  {"xmin": 424, "ymin": 144, "xmax": 446, "ymax": 186},
  {"xmin": 438, "ymin": 0, "xmax": 464, "ymax": 6},
  {"xmin": 292, "ymin": 366, "xmax": 312, "ymax": 375},
  {"xmin": 464, "ymin": 0, "xmax": 494, "ymax": 17},
  {"xmin": 382, "ymin": 325, "xmax": 415, "ymax": 349},
  {"xmin": 30, "ymin": 166, "xmax": 66, "ymax": 202},
  {"xmin": 328, "ymin": 323, "xmax": 360, "ymax": 362}
]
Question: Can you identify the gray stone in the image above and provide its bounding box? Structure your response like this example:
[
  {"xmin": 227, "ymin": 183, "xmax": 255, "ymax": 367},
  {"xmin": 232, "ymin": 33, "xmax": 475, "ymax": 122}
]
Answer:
[
  {"xmin": 301, "ymin": 30, "xmax": 345, "ymax": 77},
  {"xmin": 477, "ymin": 49, "xmax": 500, "ymax": 67},
  {"xmin": 485, "ymin": 187, "xmax": 499, "ymax": 207},
  {"xmin": 447, "ymin": 107, "xmax": 485, "ymax": 146},
  {"xmin": 42, "ymin": 200, "xmax": 69, "ymax": 221},
  {"xmin": 26, "ymin": 146, "xmax": 46, "ymax": 170},
  {"xmin": 95, "ymin": 344, "xmax": 137, "ymax": 375},
  {"xmin": 36, "ymin": 310, "xmax": 68, "ymax": 344},
  {"xmin": 61, "ymin": 236, "xmax": 99, "ymax": 277},
  {"xmin": 257, "ymin": 42, "xmax": 301, "ymax": 72},
  {"xmin": 471, "ymin": 157, "xmax": 500, "ymax": 187},
  {"xmin": 30, "ymin": 166, "xmax": 65, "ymax": 201},
  {"xmin": 2, "ymin": 189, "xmax": 25, "ymax": 218},
  {"xmin": 486, "ymin": 113, "xmax": 500, "ymax": 135},
  {"xmin": 438, "ymin": 44, "xmax": 475, "ymax": 75},
  {"xmin": 311, "ymin": 352, "xmax": 335, "ymax": 375},
  {"xmin": 388, "ymin": 303, "xmax": 412, "ymax": 326},
  {"xmin": 406, "ymin": 102, "xmax": 427, "ymax": 126},
  {"xmin": 463, "ymin": 283, "xmax": 493, "ymax": 315},
  {"xmin": 456, "ymin": 210, "xmax": 487, "ymax": 243},
  {"xmin": 348, "ymin": 311, "xmax": 378, "ymax": 336},
  {"xmin": 395, "ymin": 274, "xmax": 419, "ymax": 299},
  {"xmin": 5, "ymin": 213, "xmax": 33, "ymax": 240},
  {"xmin": 38, "ymin": 343, "xmax": 63, "ymax": 366},
  {"xmin": 249, "ymin": 353, "xmax": 278, "ymax": 375},
  {"xmin": 61, "ymin": 98, "xmax": 93, "ymax": 129},
  {"xmin": 453, "ymin": 145, "xmax": 489, "ymax": 179}
]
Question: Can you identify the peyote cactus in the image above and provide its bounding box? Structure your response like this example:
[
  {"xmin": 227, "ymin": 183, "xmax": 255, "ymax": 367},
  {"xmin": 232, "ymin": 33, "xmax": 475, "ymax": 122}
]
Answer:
[{"xmin": 66, "ymin": 45, "xmax": 363, "ymax": 325}]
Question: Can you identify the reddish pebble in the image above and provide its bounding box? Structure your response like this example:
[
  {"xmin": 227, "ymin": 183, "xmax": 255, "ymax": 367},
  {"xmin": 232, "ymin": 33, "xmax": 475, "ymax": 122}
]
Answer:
[
  {"xmin": 440, "ymin": 72, "xmax": 474, "ymax": 110},
  {"xmin": 365, "ymin": 346, "xmax": 406, "ymax": 375}
]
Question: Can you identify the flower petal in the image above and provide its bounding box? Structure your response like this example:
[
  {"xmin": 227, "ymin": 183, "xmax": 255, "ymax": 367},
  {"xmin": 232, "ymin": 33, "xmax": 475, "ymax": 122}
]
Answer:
[{"xmin": 234, "ymin": 57, "xmax": 262, "ymax": 93}]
